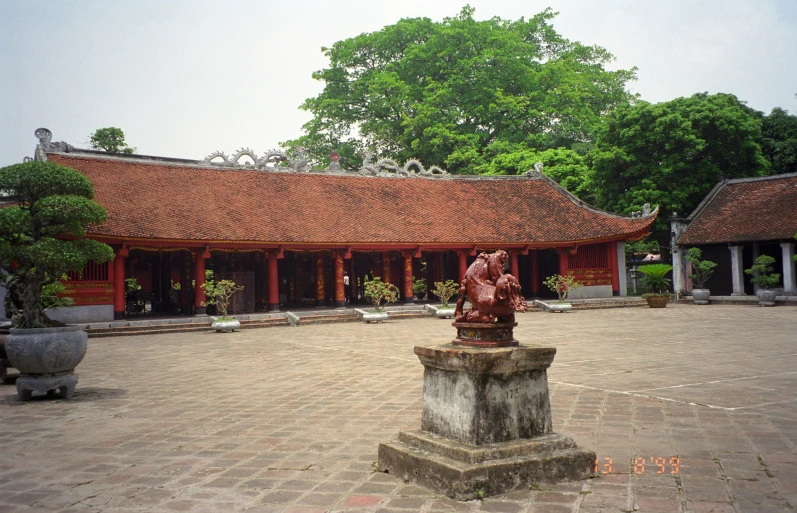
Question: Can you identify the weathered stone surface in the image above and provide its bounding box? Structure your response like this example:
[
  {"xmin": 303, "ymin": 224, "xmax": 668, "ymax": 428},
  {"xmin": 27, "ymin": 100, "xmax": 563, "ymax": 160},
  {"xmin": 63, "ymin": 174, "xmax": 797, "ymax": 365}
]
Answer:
[
  {"xmin": 16, "ymin": 373, "xmax": 78, "ymax": 401},
  {"xmin": 415, "ymin": 344, "xmax": 557, "ymax": 445},
  {"xmin": 451, "ymin": 321, "xmax": 518, "ymax": 347},
  {"xmin": 378, "ymin": 430, "xmax": 595, "ymax": 500}
]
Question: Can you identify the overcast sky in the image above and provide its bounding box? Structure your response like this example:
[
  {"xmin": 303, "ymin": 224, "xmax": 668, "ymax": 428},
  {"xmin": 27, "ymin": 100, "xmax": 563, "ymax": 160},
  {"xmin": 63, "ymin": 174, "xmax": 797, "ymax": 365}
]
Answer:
[{"xmin": 1, "ymin": 0, "xmax": 795, "ymax": 167}]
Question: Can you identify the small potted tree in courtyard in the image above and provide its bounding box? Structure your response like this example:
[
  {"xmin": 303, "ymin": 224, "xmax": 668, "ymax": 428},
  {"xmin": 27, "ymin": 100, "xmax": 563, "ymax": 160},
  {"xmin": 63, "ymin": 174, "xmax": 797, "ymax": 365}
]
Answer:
[
  {"xmin": 685, "ymin": 248, "xmax": 717, "ymax": 305},
  {"xmin": 745, "ymin": 255, "xmax": 781, "ymax": 306},
  {"xmin": 431, "ymin": 279, "xmax": 459, "ymax": 319},
  {"xmin": 638, "ymin": 263, "xmax": 673, "ymax": 308},
  {"xmin": 201, "ymin": 270, "xmax": 244, "ymax": 332},
  {"xmin": 413, "ymin": 277, "xmax": 427, "ymax": 300},
  {"xmin": 0, "ymin": 160, "xmax": 114, "ymax": 400},
  {"xmin": 362, "ymin": 277, "xmax": 399, "ymax": 323},
  {"xmin": 542, "ymin": 274, "xmax": 582, "ymax": 312}
]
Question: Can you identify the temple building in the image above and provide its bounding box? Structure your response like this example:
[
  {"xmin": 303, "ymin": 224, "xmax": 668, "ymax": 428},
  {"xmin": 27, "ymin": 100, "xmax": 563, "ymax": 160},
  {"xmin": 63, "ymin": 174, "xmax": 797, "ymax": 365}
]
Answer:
[
  {"xmin": 672, "ymin": 173, "xmax": 797, "ymax": 297},
  {"xmin": 29, "ymin": 129, "xmax": 657, "ymax": 323}
]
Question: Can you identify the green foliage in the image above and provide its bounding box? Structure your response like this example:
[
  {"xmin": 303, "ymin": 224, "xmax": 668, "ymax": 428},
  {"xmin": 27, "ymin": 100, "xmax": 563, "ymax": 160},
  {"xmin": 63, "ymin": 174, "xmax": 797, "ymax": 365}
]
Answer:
[
  {"xmin": 625, "ymin": 239, "xmax": 660, "ymax": 260},
  {"xmin": 41, "ymin": 274, "xmax": 74, "ymax": 311},
  {"xmin": 0, "ymin": 161, "xmax": 114, "ymax": 328},
  {"xmin": 125, "ymin": 278, "xmax": 141, "ymax": 293},
  {"xmin": 89, "ymin": 127, "xmax": 135, "ymax": 154},
  {"xmin": 201, "ymin": 270, "xmax": 244, "ymax": 318},
  {"xmin": 412, "ymin": 277, "xmax": 427, "ymax": 294},
  {"xmin": 588, "ymin": 93, "xmax": 770, "ymax": 244},
  {"xmin": 761, "ymin": 107, "xmax": 797, "ymax": 175},
  {"xmin": 744, "ymin": 255, "xmax": 781, "ymax": 289},
  {"xmin": 431, "ymin": 279, "xmax": 459, "ymax": 307},
  {"xmin": 638, "ymin": 264, "xmax": 673, "ymax": 294},
  {"xmin": 684, "ymin": 247, "xmax": 717, "ymax": 289},
  {"xmin": 364, "ymin": 277, "xmax": 399, "ymax": 311},
  {"xmin": 542, "ymin": 274, "xmax": 582, "ymax": 302},
  {"xmin": 282, "ymin": 7, "xmax": 636, "ymax": 173}
]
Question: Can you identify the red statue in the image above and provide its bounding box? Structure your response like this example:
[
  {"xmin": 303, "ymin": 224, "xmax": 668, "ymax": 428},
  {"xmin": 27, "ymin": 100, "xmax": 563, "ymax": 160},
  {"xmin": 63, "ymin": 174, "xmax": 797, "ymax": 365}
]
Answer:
[{"xmin": 454, "ymin": 250, "xmax": 527, "ymax": 323}]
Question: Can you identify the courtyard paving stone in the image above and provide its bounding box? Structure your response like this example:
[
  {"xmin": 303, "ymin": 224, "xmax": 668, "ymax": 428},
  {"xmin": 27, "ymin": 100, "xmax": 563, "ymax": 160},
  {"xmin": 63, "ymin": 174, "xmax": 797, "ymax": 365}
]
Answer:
[{"xmin": 1, "ymin": 304, "xmax": 795, "ymax": 512}]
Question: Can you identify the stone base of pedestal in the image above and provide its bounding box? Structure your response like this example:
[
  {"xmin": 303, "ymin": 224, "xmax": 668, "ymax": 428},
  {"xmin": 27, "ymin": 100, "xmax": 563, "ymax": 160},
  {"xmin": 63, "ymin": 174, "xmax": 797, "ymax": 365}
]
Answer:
[
  {"xmin": 16, "ymin": 373, "xmax": 78, "ymax": 401},
  {"xmin": 378, "ymin": 430, "xmax": 595, "ymax": 500}
]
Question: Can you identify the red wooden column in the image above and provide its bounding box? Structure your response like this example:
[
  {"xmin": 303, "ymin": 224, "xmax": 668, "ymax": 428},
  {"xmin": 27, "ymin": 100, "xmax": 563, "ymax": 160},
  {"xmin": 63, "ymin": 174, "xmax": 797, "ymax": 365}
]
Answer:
[
  {"xmin": 381, "ymin": 251, "xmax": 391, "ymax": 283},
  {"xmin": 194, "ymin": 247, "xmax": 211, "ymax": 315},
  {"xmin": 315, "ymin": 251, "xmax": 325, "ymax": 306},
  {"xmin": 530, "ymin": 250, "xmax": 540, "ymax": 296},
  {"xmin": 113, "ymin": 244, "xmax": 128, "ymax": 320},
  {"xmin": 334, "ymin": 251, "xmax": 346, "ymax": 307},
  {"xmin": 607, "ymin": 241, "xmax": 620, "ymax": 296},
  {"xmin": 557, "ymin": 248, "xmax": 569, "ymax": 276},
  {"xmin": 403, "ymin": 252, "xmax": 414, "ymax": 303},
  {"xmin": 267, "ymin": 250, "xmax": 279, "ymax": 311},
  {"xmin": 458, "ymin": 251, "xmax": 468, "ymax": 282},
  {"xmin": 510, "ymin": 251, "xmax": 519, "ymax": 279}
]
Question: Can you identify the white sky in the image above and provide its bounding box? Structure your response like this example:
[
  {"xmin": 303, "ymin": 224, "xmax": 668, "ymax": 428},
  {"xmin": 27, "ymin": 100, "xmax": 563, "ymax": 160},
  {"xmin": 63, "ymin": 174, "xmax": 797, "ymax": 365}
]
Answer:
[{"xmin": 1, "ymin": 0, "xmax": 795, "ymax": 166}]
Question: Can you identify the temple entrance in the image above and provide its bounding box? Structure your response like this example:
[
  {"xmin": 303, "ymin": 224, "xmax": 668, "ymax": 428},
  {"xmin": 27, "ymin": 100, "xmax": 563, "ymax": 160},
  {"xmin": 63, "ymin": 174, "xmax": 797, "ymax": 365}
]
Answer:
[{"xmin": 125, "ymin": 249, "xmax": 193, "ymax": 315}]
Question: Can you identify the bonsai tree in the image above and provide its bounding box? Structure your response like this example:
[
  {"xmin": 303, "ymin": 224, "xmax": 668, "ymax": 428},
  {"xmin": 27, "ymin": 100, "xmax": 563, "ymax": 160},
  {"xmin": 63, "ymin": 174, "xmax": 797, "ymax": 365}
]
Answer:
[
  {"xmin": 745, "ymin": 255, "xmax": 781, "ymax": 289},
  {"xmin": 364, "ymin": 277, "xmax": 399, "ymax": 312},
  {"xmin": 684, "ymin": 247, "xmax": 717, "ymax": 289},
  {"xmin": 0, "ymin": 161, "xmax": 114, "ymax": 328},
  {"xmin": 412, "ymin": 277, "xmax": 427, "ymax": 298},
  {"xmin": 543, "ymin": 274, "xmax": 582, "ymax": 302},
  {"xmin": 432, "ymin": 279, "xmax": 459, "ymax": 307},
  {"xmin": 200, "ymin": 270, "xmax": 244, "ymax": 319},
  {"xmin": 638, "ymin": 263, "xmax": 673, "ymax": 295}
]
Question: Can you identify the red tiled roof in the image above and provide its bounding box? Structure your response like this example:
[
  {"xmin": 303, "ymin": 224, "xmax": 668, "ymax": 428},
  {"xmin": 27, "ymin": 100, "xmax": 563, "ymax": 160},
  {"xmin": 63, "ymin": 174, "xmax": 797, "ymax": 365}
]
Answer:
[
  {"xmin": 679, "ymin": 173, "xmax": 797, "ymax": 245},
  {"xmin": 49, "ymin": 153, "xmax": 655, "ymax": 248}
]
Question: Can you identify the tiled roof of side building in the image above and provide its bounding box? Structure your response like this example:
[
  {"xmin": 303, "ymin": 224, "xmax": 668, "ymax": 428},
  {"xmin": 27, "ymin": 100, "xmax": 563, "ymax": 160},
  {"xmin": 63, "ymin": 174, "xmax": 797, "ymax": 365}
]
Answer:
[
  {"xmin": 679, "ymin": 172, "xmax": 797, "ymax": 245},
  {"xmin": 49, "ymin": 153, "xmax": 656, "ymax": 247}
]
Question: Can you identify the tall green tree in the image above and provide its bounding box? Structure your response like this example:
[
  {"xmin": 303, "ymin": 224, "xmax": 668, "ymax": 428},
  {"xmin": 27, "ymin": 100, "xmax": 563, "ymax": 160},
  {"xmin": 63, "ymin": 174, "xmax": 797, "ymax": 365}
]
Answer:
[
  {"xmin": 588, "ymin": 92, "xmax": 770, "ymax": 243},
  {"xmin": 89, "ymin": 127, "xmax": 136, "ymax": 154},
  {"xmin": 761, "ymin": 107, "xmax": 797, "ymax": 175},
  {"xmin": 283, "ymin": 6, "xmax": 637, "ymax": 173}
]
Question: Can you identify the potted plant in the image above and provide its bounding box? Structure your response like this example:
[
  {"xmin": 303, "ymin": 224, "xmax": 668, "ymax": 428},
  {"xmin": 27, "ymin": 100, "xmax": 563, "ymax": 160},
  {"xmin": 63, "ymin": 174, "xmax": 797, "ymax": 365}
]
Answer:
[
  {"xmin": 684, "ymin": 248, "xmax": 717, "ymax": 305},
  {"xmin": 125, "ymin": 277, "xmax": 143, "ymax": 314},
  {"xmin": 413, "ymin": 277, "xmax": 427, "ymax": 300},
  {"xmin": 745, "ymin": 255, "xmax": 781, "ymax": 306},
  {"xmin": 362, "ymin": 277, "xmax": 399, "ymax": 323},
  {"xmin": 542, "ymin": 274, "xmax": 582, "ymax": 312},
  {"xmin": 638, "ymin": 263, "xmax": 673, "ymax": 308},
  {"xmin": 201, "ymin": 270, "xmax": 244, "ymax": 331},
  {"xmin": 431, "ymin": 279, "xmax": 459, "ymax": 319},
  {"xmin": 0, "ymin": 160, "xmax": 114, "ymax": 400}
]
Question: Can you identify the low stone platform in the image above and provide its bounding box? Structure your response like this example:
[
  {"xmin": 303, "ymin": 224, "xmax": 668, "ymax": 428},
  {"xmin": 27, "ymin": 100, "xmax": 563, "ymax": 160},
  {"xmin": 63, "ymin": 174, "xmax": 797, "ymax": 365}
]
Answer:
[{"xmin": 379, "ymin": 431, "xmax": 595, "ymax": 500}]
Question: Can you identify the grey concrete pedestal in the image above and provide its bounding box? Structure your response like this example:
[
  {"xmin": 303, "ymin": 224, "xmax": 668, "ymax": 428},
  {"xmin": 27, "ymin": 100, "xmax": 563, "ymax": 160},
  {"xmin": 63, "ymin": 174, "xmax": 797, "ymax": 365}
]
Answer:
[
  {"xmin": 378, "ymin": 342, "xmax": 595, "ymax": 499},
  {"xmin": 16, "ymin": 373, "xmax": 78, "ymax": 400}
]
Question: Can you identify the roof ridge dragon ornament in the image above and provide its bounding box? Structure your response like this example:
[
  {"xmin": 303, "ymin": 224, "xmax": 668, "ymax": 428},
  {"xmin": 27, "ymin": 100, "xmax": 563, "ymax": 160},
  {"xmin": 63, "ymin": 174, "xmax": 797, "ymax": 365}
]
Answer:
[{"xmin": 358, "ymin": 152, "xmax": 448, "ymax": 178}]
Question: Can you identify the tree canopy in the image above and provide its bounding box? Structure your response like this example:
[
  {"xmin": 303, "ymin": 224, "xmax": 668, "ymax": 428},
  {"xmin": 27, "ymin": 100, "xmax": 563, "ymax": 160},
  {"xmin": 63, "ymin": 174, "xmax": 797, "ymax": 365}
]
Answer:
[
  {"xmin": 89, "ymin": 127, "xmax": 136, "ymax": 154},
  {"xmin": 588, "ymin": 92, "xmax": 770, "ymax": 242},
  {"xmin": 0, "ymin": 161, "xmax": 114, "ymax": 327},
  {"xmin": 761, "ymin": 107, "xmax": 797, "ymax": 175},
  {"xmin": 283, "ymin": 6, "xmax": 637, "ymax": 174}
]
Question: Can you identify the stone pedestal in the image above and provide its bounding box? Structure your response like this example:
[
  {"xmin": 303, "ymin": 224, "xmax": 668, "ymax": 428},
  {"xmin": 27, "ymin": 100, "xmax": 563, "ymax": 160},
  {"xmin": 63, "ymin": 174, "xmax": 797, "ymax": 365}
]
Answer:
[
  {"xmin": 378, "ymin": 339, "xmax": 595, "ymax": 500},
  {"xmin": 16, "ymin": 372, "xmax": 78, "ymax": 400}
]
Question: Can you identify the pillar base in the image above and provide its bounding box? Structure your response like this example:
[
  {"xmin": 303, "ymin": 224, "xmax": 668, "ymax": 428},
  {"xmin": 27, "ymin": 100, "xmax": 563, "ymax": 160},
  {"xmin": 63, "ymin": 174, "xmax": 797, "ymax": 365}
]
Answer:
[
  {"xmin": 404, "ymin": 297, "xmax": 415, "ymax": 304},
  {"xmin": 316, "ymin": 299, "xmax": 325, "ymax": 307},
  {"xmin": 194, "ymin": 307, "xmax": 207, "ymax": 316},
  {"xmin": 113, "ymin": 311, "xmax": 125, "ymax": 320},
  {"xmin": 378, "ymin": 430, "xmax": 594, "ymax": 501},
  {"xmin": 334, "ymin": 300, "xmax": 346, "ymax": 308}
]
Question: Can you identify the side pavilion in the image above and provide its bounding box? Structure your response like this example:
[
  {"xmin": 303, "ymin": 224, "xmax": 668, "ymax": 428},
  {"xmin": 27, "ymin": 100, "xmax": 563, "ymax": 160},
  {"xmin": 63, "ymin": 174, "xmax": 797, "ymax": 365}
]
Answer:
[
  {"xmin": 672, "ymin": 172, "xmax": 797, "ymax": 297},
  {"xmin": 30, "ymin": 130, "xmax": 657, "ymax": 323}
]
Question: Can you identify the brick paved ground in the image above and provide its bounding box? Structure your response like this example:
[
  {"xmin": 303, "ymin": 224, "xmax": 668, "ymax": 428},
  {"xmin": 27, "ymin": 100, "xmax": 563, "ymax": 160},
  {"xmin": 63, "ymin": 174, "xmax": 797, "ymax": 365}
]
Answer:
[{"xmin": 1, "ymin": 304, "xmax": 796, "ymax": 513}]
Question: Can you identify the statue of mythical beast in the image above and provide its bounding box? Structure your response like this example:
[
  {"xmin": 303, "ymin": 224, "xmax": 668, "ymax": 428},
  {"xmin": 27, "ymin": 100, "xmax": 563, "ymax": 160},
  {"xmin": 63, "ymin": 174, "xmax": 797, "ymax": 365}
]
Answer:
[{"xmin": 454, "ymin": 250, "xmax": 528, "ymax": 323}]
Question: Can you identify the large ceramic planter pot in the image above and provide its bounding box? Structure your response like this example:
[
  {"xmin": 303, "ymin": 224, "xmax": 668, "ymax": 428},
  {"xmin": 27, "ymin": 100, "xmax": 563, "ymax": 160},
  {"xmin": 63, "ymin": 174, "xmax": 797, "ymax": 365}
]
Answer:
[
  {"xmin": 692, "ymin": 289, "xmax": 711, "ymax": 305},
  {"xmin": 5, "ymin": 325, "xmax": 88, "ymax": 400},
  {"xmin": 643, "ymin": 294, "xmax": 670, "ymax": 308},
  {"xmin": 756, "ymin": 289, "xmax": 777, "ymax": 307},
  {"xmin": 363, "ymin": 312, "xmax": 389, "ymax": 323},
  {"xmin": 212, "ymin": 318, "xmax": 241, "ymax": 332}
]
